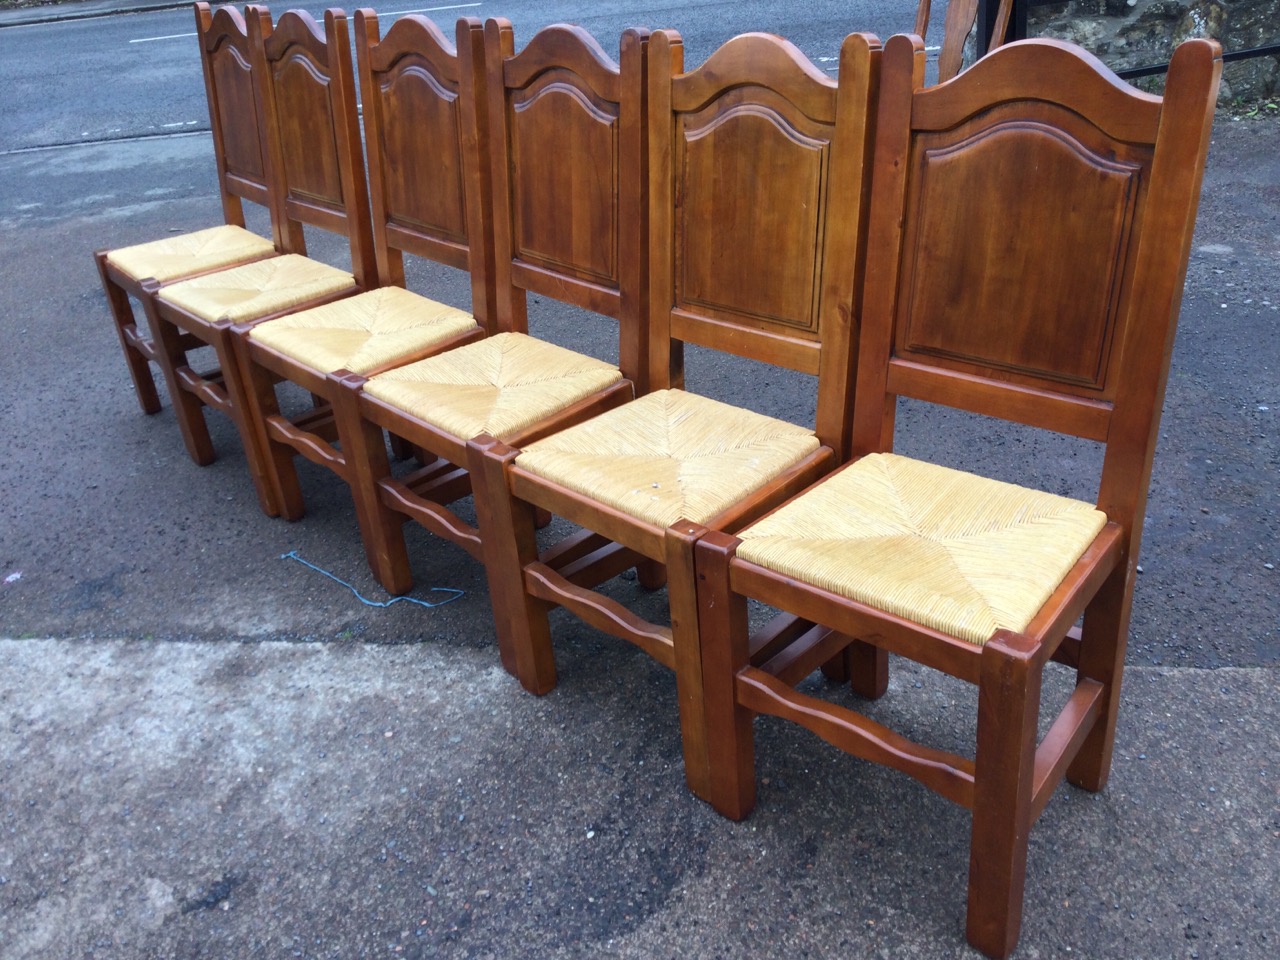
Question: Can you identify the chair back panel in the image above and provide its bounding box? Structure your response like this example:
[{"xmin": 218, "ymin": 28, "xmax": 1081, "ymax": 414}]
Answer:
[
  {"xmin": 855, "ymin": 34, "xmax": 1221, "ymax": 527},
  {"xmin": 197, "ymin": 3, "xmax": 269, "ymax": 214},
  {"xmin": 649, "ymin": 31, "xmax": 880, "ymax": 451},
  {"xmin": 664, "ymin": 36, "xmax": 843, "ymax": 369},
  {"xmin": 486, "ymin": 20, "xmax": 646, "ymax": 346},
  {"xmin": 508, "ymin": 68, "xmax": 619, "ymax": 289},
  {"xmin": 356, "ymin": 12, "xmax": 493, "ymax": 321},
  {"xmin": 250, "ymin": 7, "xmax": 374, "ymax": 282},
  {"xmin": 358, "ymin": 13, "xmax": 470, "ymax": 266},
  {"xmin": 264, "ymin": 14, "xmax": 345, "ymax": 215},
  {"xmin": 895, "ymin": 100, "xmax": 1149, "ymax": 399}
]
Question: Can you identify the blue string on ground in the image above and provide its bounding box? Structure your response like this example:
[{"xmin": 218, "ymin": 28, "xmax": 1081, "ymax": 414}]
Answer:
[{"xmin": 280, "ymin": 551, "xmax": 464, "ymax": 608}]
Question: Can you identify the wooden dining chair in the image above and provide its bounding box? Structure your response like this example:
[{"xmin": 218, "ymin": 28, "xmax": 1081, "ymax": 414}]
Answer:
[
  {"xmin": 692, "ymin": 34, "xmax": 1221, "ymax": 959},
  {"xmin": 325, "ymin": 20, "xmax": 649, "ymax": 597},
  {"xmin": 230, "ymin": 11, "xmax": 495, "ymax": 545},
  {"xmin": 95, "ymin": 2, "xmax": 276, "ymax": 418},
  {"xmin": 467, "ymin": 30, "xmax": 881, "ymax": 800},
  {"xmin": 915, "ymin": 0, "xmax": 1014, "ymax": 82},
  {"xmin": 138, "ymin": 6, "xmax": 375, "ymax": 516}
]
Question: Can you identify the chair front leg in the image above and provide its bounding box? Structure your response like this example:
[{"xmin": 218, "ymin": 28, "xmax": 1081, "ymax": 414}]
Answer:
[
  {"xmin": 967, "ymin": 630, "xmax": 1043, "ymax": 960},
  {"xmin": 333, "ymin": 381, "xmax": 414, "ymax": 596},
  {"xmin": 139, "ymin": 281, "xmax": 216, "ymax": 468},
  {"xmin": 665, "ymin": 521, "xmax": 712, "ymax": 801},
  {"xmin": 635, "ymin": 558, "xmax": 667, "ymax": 590},
  {"xmin": 692, "ymin": 530, "xmax": 757, "ymax": 821},
  {"xmin": 468, "ymin": 435, "xmax": 557, "ymax": 692},
  {"xmin": 208, "ymin": 324, "xmax": 280, "ymax": 517},
  {"xmin": 232, "ymin": 331, "xmax": 304, "ymax": 520},
  {"xmin": 95, "ymin": 253, "xmax": 161, "ymax": 415}
]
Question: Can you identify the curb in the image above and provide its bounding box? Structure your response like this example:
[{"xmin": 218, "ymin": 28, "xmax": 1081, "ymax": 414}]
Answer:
[{"xmin": 0, "ymin": 1, "xmax": 188, "ymax": 28}]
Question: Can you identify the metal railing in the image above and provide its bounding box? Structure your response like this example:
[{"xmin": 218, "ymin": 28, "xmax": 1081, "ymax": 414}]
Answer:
[{"xmin": 975, "ymin": 0, "xmax": 1280, "ymax": 80}]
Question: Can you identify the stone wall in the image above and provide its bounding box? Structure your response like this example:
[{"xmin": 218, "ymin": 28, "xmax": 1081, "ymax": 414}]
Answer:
[{"xmin": 1030, "ymin": 0, "xmax": 1280, "ymax": 100}]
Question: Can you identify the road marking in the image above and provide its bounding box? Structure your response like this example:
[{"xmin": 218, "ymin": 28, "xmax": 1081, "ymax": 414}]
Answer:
[
  {"xmin": 379, "ymin": 4, "xmax": 483, "ymax": 14},
  {"xmin": 127, "ymin": 5, "xmax": 479, "ymax": 43},
  {"xmin": 130, "ymin": 31, "xmax": 197, "ymax": 44}
]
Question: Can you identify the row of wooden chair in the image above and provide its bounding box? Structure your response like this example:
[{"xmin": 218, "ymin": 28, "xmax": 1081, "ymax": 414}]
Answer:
[
  {"xmin": 95, "ymin": 4, "xmax": 1221, "ymax": 956},
  {"xmin": 96, "ymin": 0, "xmax": 1007, "ymax": 519}
]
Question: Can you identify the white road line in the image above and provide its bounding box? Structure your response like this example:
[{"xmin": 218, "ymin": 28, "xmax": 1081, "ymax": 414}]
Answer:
[
  {"xmin": 130, "ymin": 32, "xmax": 197, "ymax": 44},
  {"xmin": 128, "ymin": 5, "xmax": 479, "ymax": 43},
  {"xmin": 378, "ymin": 4, "xmax": 483, "ymax": 14}
]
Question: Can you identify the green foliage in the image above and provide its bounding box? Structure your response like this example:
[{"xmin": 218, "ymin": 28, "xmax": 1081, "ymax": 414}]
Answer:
[{"xmin": 1228, "ymin": 96, "xmax": 1280, "ymax": 119}]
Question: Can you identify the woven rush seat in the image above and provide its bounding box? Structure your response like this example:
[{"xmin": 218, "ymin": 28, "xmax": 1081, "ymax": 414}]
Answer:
[
  {"xmin": 515, "ymin": 389, "xmax": 820, "ymax": 529},
  {"xmin": 735, "ymin": 453, "xmax": 1107, "ymax": 645},
  {"xmin": 105, "ymin": 224, "xmax": 276, "ymax": 284},
  {"xmin": 157, "ymin": 254, "xmax": 355, "ymax": 324},
  {"xmin": 363, "ymin": 331, "xmax": 623, "ymax": 441},
  {"xmin": 248, "ymin": 286, "xmax": 477, "ymax": 375}
]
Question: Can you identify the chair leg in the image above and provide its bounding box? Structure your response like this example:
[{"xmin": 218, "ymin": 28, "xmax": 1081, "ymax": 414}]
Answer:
[
  {"xmin": 1067, "ymin": 564, "xmax": 1132, "ymax": 792},
  {"xmin": 847, "ymin": 638, "xmax": 890, "ymax": 699},
  {"xmin": 96, "ymin": 253, "xmax": 161, "ymax": 415},
  {"xmin": 232, "ymin": 333, "xmax": 305, "ymax": 521},
  {"xmin": 665, "ymin": 522, "xmax": 712, "ymax": 801},
  {"xmin": 966, "ymin": 631, "xmax": 1042, "ymax": 960},
  {"xmin": 693, "ymin": 530, "xmax": 757, "ymax": 821},
  {"xmin": 467, "ymin": 435, "xmax": 557, "ymax": 692},
  {"xmin": 332, "ymin": 384, "xmax": 414, "ymax": 596},
  {"xmin": 635, "ymin": 558, "xmax": 667, "ymax": 590},
  {"xmin": 820, "ymin": 646, "xmax": 851, "ymax": 683},
  {"xmin": 388, "ymin": 432, "xmax": 415, "ymax": 461},
  {"xmin": 209, "ymin": 326, "xmax": 280, "ymax": 518},
  {"xmin": 820, "ymin": 637, "xmax": 888, "ymax": 699},
  {"xmin": 141, "ymin": 286, "xmax": 216, "ymax": 468}
]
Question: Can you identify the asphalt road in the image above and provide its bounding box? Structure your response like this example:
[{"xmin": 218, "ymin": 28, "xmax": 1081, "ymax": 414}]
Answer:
[{"xmin": 0, "ymin": 0, "xmax": 922, "ymax": 152}]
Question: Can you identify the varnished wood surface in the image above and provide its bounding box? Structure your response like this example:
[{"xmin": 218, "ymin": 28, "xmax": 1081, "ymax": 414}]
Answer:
[
  {"xmin": 469, "ymin": 28, "xmax": 882, "ymax": 810},
  {"xmin": 251, "ymin": 6, "xmax": 374, "ymax": 280},
  {"xmin": 485, "ymin": 18, "xmax": 648, "ymax": 380},
  {"xmin": 137, "ymin": 6, "xmax": 375, "ymax": 518},
  {"xmin": 101, "ymin": 17, "xmax": 1224, "ymax": 959},
  {"xmin": 235, "ymin": 10, "xmax": 495, "ymax": 578},
  {"xmin": 695, "ymin": 34, "xmax": 1222, "ymax": 960},
  {"xmin": 97, "ymin": 3, "xmax": 277, "ymax": 420},
  {"xmin": 201, "ymin": 3, "xmax": 270, "ymax": 212}
]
